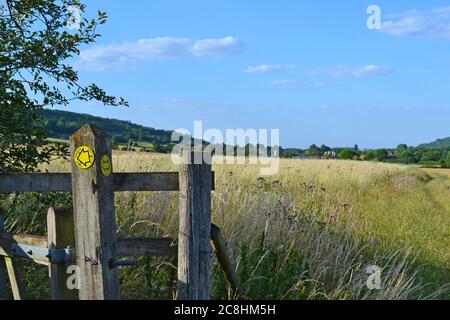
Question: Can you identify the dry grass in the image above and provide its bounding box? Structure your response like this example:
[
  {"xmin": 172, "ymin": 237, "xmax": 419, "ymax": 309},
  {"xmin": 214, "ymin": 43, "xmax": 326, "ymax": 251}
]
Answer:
[
  {"xmin": 423, "ymin": 167, "xmax": 450, "ymax": 178},
  {"xmin": 8, "ymin": 154, "xmax": 450, "ymax": 299}
]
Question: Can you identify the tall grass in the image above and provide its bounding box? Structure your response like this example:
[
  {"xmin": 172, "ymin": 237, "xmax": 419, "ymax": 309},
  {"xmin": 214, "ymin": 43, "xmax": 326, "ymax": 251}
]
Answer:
[{"xmin": 1, "ymin": 153, "xmax": 449, "ymax": 299}]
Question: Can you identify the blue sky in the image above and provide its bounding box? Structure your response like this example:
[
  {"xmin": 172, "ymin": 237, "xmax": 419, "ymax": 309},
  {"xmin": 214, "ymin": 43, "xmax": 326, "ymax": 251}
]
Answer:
[{"xmin": 57, "ymin": 0, "xmax": 450, "ymax": 149}]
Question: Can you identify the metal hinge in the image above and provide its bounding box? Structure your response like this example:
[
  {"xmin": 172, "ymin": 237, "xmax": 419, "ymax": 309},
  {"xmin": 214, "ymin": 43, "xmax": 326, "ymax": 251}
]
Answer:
[{"xmin": 10, "ymin": 243, "xmax": 74, "ymax": 264}]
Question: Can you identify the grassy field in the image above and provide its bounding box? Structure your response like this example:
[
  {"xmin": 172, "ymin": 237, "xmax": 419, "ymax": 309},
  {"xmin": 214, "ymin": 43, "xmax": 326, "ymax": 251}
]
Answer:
[
  {"xmin": 423, "ymin": 167, "xmax": 450, "ymax": 178},
  {"xmin": 2, "ymin": 153, "xmax": 449, "ymax": 299}
]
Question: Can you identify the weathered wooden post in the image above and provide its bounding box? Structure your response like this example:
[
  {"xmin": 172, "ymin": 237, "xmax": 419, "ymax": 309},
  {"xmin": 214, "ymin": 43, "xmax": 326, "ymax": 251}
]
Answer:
[
  {"xmin": 178, "ymin": 151, "xmax": 212, "ymax": 300},
  {"xmin": 47, "ymin": 207, "xmax": 77, "ymax": 300},
  {"xmin": 70, "ymin": 125, "xmax": 119, "ymax": 300},
  {"xmin": 211, "ymin": 224, "xmax": 240, "ymax": 299},
  {"xmin": 0, "ymin": 208, "xmax": 22, "ymax": 300}
]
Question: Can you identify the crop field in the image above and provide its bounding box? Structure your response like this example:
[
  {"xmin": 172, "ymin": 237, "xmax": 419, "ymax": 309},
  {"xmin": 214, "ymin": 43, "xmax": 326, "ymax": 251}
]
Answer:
[{"xmin": 2, "ymin": 153, "xmax": 449, "ymax": 300}]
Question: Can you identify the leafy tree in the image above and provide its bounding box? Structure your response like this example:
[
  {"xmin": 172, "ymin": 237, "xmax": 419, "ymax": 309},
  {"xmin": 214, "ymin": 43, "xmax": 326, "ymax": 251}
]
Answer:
[
  {"xmin": 282, "ymin": 149, "xmax": 298, "ymax": 158},
  {"xmin": 366, "ymin": 149, "xmax": 388, "ymax": 161},
  {"xmin": 320, "ymin": 144, "xmax": 331, "ymax": 153},
  {"xmin": 308, "ymin": 144, "xmax": 321, "ymax": 155},
  {"xmin": 338, "ymin": 149, "xmax": 357, "ymax": 160},
  {"xmin": 420, "ymin": 149, "xmax": 442, "ymax": 163},
  {"xmin": 111, "ymin": 136, "xmax": 119, "ymax": 150},
  {"xmin": 0, "ymin": 0, "xmax": 127, "ymax": 172},
  {"xmin": 397, "ymin": 150, "xmax": 419, "ymax": 164},
  {"xmin": 440, "ymin": 151, "xmax": 450, "ymax": 168}
]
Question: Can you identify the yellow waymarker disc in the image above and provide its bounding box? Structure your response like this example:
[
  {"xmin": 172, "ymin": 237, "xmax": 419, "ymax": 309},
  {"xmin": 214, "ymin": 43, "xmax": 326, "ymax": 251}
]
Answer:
[
  {"xmin": 74, "ymin": 146, "xmax": 95, "ymax": 169},
  {"xmin": 100, "ymin": 154, "xmax": 112, "ymax": 176}
]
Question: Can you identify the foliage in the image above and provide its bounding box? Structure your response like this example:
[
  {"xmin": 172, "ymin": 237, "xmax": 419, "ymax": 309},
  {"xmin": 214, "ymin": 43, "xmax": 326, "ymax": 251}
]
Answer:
[
  {"xmin": 41, "ymin": 109, "xmax": 176, "ymax": 152},
  {"xmin": 281, "ymin": 142, "xmax": 450, "ymax": 168},
  {"xmin": 0, "ymin": 0, "xmax": 127, "ymax": 172},
  {"xmin": 307, "ymin": 144, "xmax": 321, "ymax": 155},
  {"xmin": 338, "ymin": 148, "xmax": 357, "ymax": 160}
]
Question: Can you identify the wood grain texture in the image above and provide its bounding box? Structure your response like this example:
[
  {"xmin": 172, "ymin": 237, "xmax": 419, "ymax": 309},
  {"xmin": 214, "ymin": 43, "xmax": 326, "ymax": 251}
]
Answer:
[
  {"xmin": 178, "ymin": 151, "xmax": 212, "ymax": 300},
  {"xmin": 0, "ymin": 232, "xmax": 48, "ymax": 248},
  {"xmin": 0, "ymin": 209, "xmax": 23, "ymax": 300},
  {"xmin": 0, "ymin": 172, "xmax": 215, "ymax": 193},
  {"xmin": 0, "ymin": 232, "xmax": 177, "ymax": 261},
  {"xmin": 47, "ymin": 207, "xmax": 78, "ymax": 300},
  {"xmin": 71, "ymin": 125, "xmax": 120, "ymax": 300},
  {"xmin": 0, "ymin": 173, "xmax": 71, "ymax": 192},
  {"xmin": 211, "ymin": 224, "xmax": 239, "ymax": 299},
  {"xmin": 0, "ymin": 232, "xmax": 49, "ymax": 266},
  {"xmin": 117, "ymin": 238, "xmax": 177, "ymax": 257},
  {"xmin": 4, "ymin": 257, "xmax": 22, "ymax": 300},
  {"xmin": 113, "ymin": 173, "xmax": 179, "ymax": 191}
]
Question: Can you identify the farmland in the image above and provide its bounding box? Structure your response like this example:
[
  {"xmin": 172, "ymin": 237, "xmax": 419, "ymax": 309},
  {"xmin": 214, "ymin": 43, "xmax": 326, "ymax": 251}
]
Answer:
[{"xmin": 2, "ymin": 154, "xmax": 449, "ymax": 299}]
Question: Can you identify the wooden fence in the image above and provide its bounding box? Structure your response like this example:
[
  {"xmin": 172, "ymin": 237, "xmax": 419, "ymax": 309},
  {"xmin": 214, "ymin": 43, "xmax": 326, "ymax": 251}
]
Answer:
[{"xmin": 0, "ymin": 124, "xmax": 238, "ymax": 300}]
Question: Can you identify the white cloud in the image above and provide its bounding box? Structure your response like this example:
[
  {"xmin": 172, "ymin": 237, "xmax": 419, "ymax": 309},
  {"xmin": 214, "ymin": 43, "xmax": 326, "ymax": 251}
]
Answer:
[
  {"xmin": 79, "ymin": 36, "xmax": 245, "ymax": 70},
  {"xmin": 271, "ymin": 79, "xmax": 298, "ymax": 87},
  {"xmin": 380, "ymin": 6, "xmax": 450, "ymax": 40},
  {"xmin": 347, "ymin": 65, "xmax": 393, "ymax": 77},
  {"xmin": 244, "ymin": 64, "xmax": 296, "ymax": 74},
  {"xmin": 244, "ymin": 64, "xmax": 283, "ymax": 74},
  {"xmin": 309, "ymin": 81, "xmax": 333, "ymax": 88},
  {"xmin": 191, "ymin": 36, "xmax": 245, "ymax": 57},
  {"xmin": 306, "ymin": 65, "xmax": 393, "ymax": 78}
]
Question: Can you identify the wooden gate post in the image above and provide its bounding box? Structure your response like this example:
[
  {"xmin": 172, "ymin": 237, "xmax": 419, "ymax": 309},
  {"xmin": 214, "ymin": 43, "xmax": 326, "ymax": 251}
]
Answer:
[
  {"xmin": 178, "ymin": 151, "xmax": 212, "ymax": 300},
  {"xmin": 70, "ymin": 125, "xmax": 119, "ymax": 300},
  {"xmin": 47, "ymin": 207, "xmax": 77, "ymax": 300}
]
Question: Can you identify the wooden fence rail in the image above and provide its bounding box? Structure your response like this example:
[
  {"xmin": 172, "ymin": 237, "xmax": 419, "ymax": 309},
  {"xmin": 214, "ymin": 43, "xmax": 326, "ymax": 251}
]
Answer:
[
  {"xmin": 0, "ymin": 172, "xmax": 214, "ymax": 193},
  {"xmin": 0, "ymin": 232, "xmax": 178, "ymax": 266}
]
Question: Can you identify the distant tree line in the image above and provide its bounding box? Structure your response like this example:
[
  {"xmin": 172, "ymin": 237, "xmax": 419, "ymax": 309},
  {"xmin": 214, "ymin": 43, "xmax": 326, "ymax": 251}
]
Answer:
[
  {"xmin": 41, "ymin": 110, "xmax": 283, "ymax": 156},
  {"xmin": 41, "ymin": 110, "xmax": 450, "ymax": 167},
  {"xmin": 280, "ymin": 143, "xmax": 450, "ymax": 168}
]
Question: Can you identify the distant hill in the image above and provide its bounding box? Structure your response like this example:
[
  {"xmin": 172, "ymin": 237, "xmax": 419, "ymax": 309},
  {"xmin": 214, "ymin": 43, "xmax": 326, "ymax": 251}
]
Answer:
[
  {"xmin": 40, "ymin": 108, "xmax": 450, "ymax": 157},
  {"xmin": 418, "ymin": 137, "xmax": 450, "ymax": 149},
  {"xmin": 39, "ymin": 109, "xmax": 176, "ymax": 152}
]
